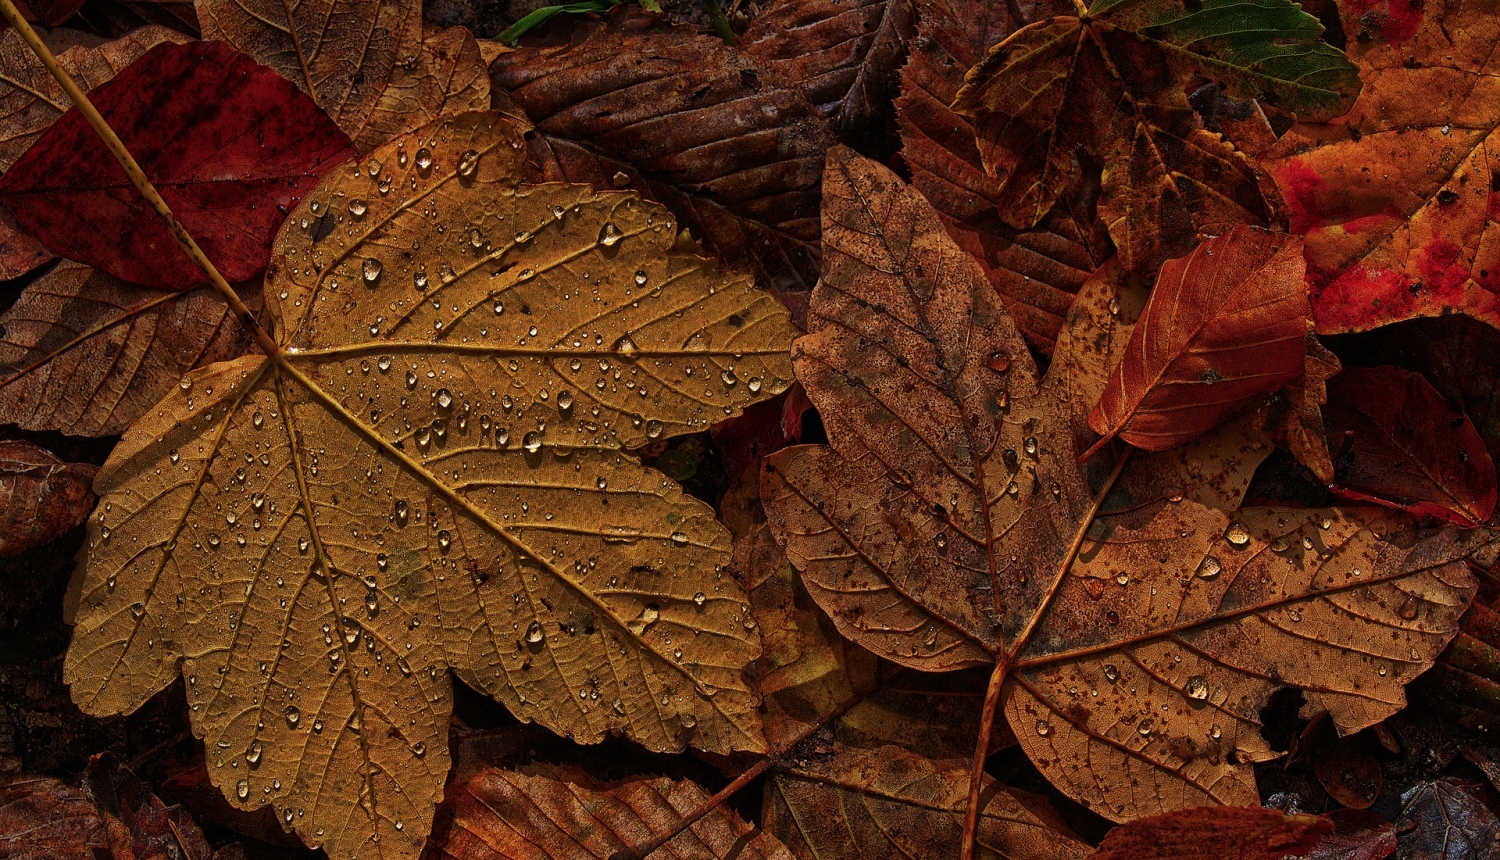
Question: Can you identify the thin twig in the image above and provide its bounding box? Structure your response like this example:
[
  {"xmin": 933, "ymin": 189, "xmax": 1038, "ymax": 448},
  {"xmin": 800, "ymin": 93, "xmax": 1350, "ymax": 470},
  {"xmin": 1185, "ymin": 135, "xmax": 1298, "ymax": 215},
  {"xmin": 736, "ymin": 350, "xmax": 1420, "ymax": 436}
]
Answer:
[
  {"xmin": 702, "ymin": 0, "xmax": 739, "ymax": 45},
  {"xmin": 0, "ymin": 0, "xmax": 278, "ymax": 359}
]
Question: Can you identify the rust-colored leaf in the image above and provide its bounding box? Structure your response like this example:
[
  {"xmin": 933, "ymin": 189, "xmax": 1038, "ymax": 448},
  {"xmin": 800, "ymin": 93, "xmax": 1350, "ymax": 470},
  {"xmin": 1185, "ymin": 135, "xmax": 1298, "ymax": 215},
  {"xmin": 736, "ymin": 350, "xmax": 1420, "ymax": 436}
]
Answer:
[
  {"xmin": 0, "ymin": 261, "xmax": 254, "ymax": 437},
  {"xmin": 1084, "ymin": 806, "xmax": 1329, "ymax": 860},
  {"xmin": 1324, "ymin": 366, "xmax": 1497, "ymax": 526},
  {"xmin": 765, "ymin": 742, "xmax": 1091, "ymax": 860},
  {"xmin": 1087, "ymin": 227, "xmax": 1311, "ymax": 454},
  {"xmin": 740, "ymin": 0, "xmax": 914, "ymax": 141},
  {"xmin": 0, "ymin": 440, "xmax": 96, "ymax": 557},
  {"xmin": 1260, "ymin": 335, "xmax": 1341, "ymax": 484},
  {"xmin": 426, "ymin": 763, "xmax": 793, "ymax": 860},
  {"xmin": 65, "ymin": 111, "xmax": 795, "ymax": 860},
  {"xmin": 762, "ymin": 148, "xmax": 1485, "ymax": 822},
  {"xmin": 489, "ymin": 11, "xmax": 831, "ymax": 294},
  {"xmin": 1310, "ymin": 726, "xmax": 1383, "ymax": 810},
  {"xmin": 951, "ymin": 0, "xmax": 1358, "ymax": 274},
  {"xmin": 894, "ymin": 0, "xmax": 1109, "ymax": 351},
  {"xmin": 1264, "ymin": 0, "xmax": 1500, "ymax": 333}
]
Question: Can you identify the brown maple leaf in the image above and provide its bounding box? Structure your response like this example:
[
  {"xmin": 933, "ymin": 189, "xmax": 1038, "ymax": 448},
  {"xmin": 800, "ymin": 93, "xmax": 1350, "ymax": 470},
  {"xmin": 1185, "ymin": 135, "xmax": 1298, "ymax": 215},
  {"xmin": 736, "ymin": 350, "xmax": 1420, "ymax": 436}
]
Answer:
[{"xmin": 762, "ymin": 148, "xmax": 1487, "ymax": 842}]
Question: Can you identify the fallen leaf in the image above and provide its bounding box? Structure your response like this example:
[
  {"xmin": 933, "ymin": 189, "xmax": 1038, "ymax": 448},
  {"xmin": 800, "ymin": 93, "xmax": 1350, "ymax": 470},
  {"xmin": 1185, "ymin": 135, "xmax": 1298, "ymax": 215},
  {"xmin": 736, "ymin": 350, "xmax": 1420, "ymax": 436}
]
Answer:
[
  {"xmin": 0, "ymin": 206, "xmax": 51, "ymax": 281},
  {"xmin": 1310, "ymin": 730, "xmax": 1382, "ymax": 810},
  {"xmin": 0, "ymin": 261, "xmax": 254, "ymax": 436},
  {"xmin": 1298, "ymin": 809, "xmax": 1396, "ymax": 860},
  {"xmin": 1423, "ymin": 566, "xmax": 1500, "ymax": 733},
  {"xmin": 489, "ymin": 10, "xmax": 832, "ymax": 294},
  {"xmin": 1323, "ymin": 366, "xmax": 1497, "ymax": 526},
  {"xmin": 765, "ymin": 742, "xmax": 1092, "ymax": 860},
  {"xmin": 1396, "ymin": 780, "xmax": 1500, "ymax": 860},
  {"xmin": 0, "ymin": 25, "xmax": 191, "ymax": 174},
  {"xmin": 65, "ymin": 111, "xmax": 796, "ymax": 860},
  {"xmin": 195, "ymin": 0, "xmax": 425, "ymax": 151},
  {"xmin": 0, "ymin": 40, "xmax": 356, "ymax": 290},
  {"xmin": 0, "ymin": 440, "xmax": 96, "ymax": 556},
  {"xmin": 1085, "ymin": 806, "xmax": 1329, "ymax": 860},
  {"xmin": 13, "ymin": 0, "xmax": 85, "ymax": 28},
  {"xmin": 1264, "ymin": 0, "xmax": 1500, "ymax": 333},
  {"xmin": 1260, "ymin": 335, "xmax": 1341, "ymax": 484},
  {"xmin": 1087, "ymin": 227, "xmax": 1311, "ymax": 454},
  {"xmin": 895, "ymin": 0, "xmax": 1110, "ymax": 351},
  {"xmin": 740, "ymin": 0, "xmax": 915, "ymax": 141},
  {"xmin": 1047, "ymin": 257, "xmax": 1148, "ymax": 457},
  {"xmin": 426, "ymin": 763, "xmax": 793, "ymax": 860},
  {"xmin": 81, "ymin": 753, "xmax": 215, "ymax": 860},
  {"xmin": 762, "ymin": 148, "xmax": 1485, "ymax": 821},
  {"xmin": 952, "ymin": 0, "xmax": 1359, "ymax": 274},
  {"xmin": 334, "ymin": 25, "xmax": 490, "ymax": 152}
]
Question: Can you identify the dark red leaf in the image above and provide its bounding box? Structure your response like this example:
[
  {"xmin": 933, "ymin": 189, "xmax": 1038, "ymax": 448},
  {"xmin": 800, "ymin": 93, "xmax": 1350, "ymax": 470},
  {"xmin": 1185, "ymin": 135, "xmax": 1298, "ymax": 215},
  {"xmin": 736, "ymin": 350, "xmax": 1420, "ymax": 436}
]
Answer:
[
  {"xmin": 0, "ymin": 439, "xmax": 96, "ymax": 557},
  {"xmin": 12, "ymin": 0, "xmax": 85, "ymax": 27},
  {"xmin": 1323, "ymin": 365, "xmax": 1497, "ymax": 526},
  {"xmin": 82, "ymin": 753, "xmax": 213, "ymax": 860},
  {"xmin": 1301, "ymin": 809, "xmax": 1397, "ymax": 860},
  {"xmin": 1085, "ymin": 806, "xmax": 1331, "ymax": 860},
  {"xmin": 0, "ymin": 40, "xmax": 355, "ymax": 290}
]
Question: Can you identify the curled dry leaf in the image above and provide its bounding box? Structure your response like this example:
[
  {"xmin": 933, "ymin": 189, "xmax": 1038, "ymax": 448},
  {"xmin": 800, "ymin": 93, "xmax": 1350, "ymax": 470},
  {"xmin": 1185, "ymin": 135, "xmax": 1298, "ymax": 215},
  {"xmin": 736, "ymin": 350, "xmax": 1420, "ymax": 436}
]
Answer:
[
  {"xmin": 0, "ymin": 40, "xmax": 355, "ymax": 290},
  {"xmin": 951, "ymin": 0, "xmax": 1360, "ymax": 275},
  {"xmin": 64, "ymin": 111, "xmax": 797, "ymax": 860},
  {"xmin": 740, "ymin": 0, "xmax": 915, "ymax": 141},
  {"xmin": 765, "ymin": 742, "xmax": 1091, "ymax": 860},
  {"xmin": 426, "ymin": 763, "xmax": 793, "ymax": 860},
  {"xmin": 762, "ymin": 148, "xmax": 1486, "ymax": 821},
  {"xmin": 1265, "ymin": 0, "xmax": 1500, "ymax": 333},
  {"xmin": 1084, "ymin": 806, "xmax": 1329, "ymax": 860},
  {"xmin": 1324, "ymin": 365, "xmax": 1497, "ymax": 526},
  {"xmin": 0, "ymin": 261, "xmax": 254, "ymax": 437},
  {"xmin": 1086, "ymin": 227, "xmax": 1311, "ymax": 455},
  {"xmin": 489, "ymin": 12, "xmax": 831, "ymax": 294},
  {"xmin": 0, "ymin": 440, "xmax": 97, "ymax": 557},
  {"xmin": 895, "ymin": 0, "xmax": 1109, "ymax": 352}
]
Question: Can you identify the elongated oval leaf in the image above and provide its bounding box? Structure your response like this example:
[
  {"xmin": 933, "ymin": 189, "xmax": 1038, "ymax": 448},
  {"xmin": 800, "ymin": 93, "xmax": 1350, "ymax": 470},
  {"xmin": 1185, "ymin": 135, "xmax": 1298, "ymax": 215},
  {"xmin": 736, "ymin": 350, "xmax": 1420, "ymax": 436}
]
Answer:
[{"xmin": 65, "ymin": 111, "xmax": 796, "ymax": 860}]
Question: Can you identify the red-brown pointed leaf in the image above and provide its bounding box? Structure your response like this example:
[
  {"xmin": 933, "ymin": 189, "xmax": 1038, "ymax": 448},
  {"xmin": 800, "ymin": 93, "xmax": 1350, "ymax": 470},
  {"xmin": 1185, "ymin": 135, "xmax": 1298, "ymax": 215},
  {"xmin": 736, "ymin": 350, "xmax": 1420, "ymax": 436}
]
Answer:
[
  {"xmin": 1088, "ymin": 227, "xmax": 1310, "ymax": 453},
  {"xmin": 1323, "ymin": 365, "xmax": 1497, "ymax": 526},
  {"xmin": 0, "ymin": 40, "xmax": 355, "ymax": 290},
  {"xmin": 0, "ymin": 440, "xmax": 96, "ymax": 556},
  {"xmin": 1084, "ymin": 807, "xmax": 1330, "ymax": 860}
]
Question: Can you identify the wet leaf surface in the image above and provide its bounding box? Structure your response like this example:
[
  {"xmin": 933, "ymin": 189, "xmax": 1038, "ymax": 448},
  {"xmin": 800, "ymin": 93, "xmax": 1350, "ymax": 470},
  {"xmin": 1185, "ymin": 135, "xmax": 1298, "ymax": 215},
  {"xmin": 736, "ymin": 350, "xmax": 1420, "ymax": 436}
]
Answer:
[
  {"xmin": 0, "ymin": 40, "xmax": 355, "ymax": 290},
  {"xmin": 64, "ymin": 111, "xmax": 796, "ymax": 860}
]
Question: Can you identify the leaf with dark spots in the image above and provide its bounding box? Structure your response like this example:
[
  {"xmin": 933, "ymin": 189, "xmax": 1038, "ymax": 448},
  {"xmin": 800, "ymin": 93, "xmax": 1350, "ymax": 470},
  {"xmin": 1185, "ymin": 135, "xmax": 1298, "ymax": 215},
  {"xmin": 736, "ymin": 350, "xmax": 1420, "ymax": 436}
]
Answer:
[
  {"xmin": 740, "ymin": 0, "xmax": 915, "ymax": 142},
  {"xmin": 0, "ymin": 40, "xmax": 355, "ymax": 291},
  {"xmin": 895, "ymin": 0, "xmax": 1110, "ymax": 352},
  {"xmin": 0, "ymin": 440, "xmax": 97, "ymax": 557},
  {"xmin": 1323, "ymin": 365, "xmax": 1497, "ymax": 526},
  {"xmin": 488, "ymin": 10, "xmax": 832, "ymax": 294},
  {"xmin": 762, "ymin": 148, "xmax": 1486, "ymax": 823},
  {"xmin": 0, "ymin": 261, "xmax": 255, "ymax": 436}
]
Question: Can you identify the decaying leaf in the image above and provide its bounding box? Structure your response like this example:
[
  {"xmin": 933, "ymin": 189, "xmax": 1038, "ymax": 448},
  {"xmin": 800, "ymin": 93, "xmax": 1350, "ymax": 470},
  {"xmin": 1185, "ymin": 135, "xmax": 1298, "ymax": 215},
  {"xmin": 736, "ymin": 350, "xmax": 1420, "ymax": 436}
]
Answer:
[
  {"xmin": 0, "ymin": 440, "xmax": 97, "ymax": 556},
  {"xmin": 762, "ymin": 148, "xmax": 1485, "ymax": 822},
  {"xmin": 427, "ymin": 763, "xmax": 793, "ymax": 860},
  {"xmin": 0, "ymin": 261, "xmax": 254, "ymax": 437},
  {"xmin": 895, "ymin": 0, "xmax": 1109, "ymax": 351},
  {"xmin": 764, "ymin": 742, "xmax": 1091, "ymax": 860},
  {"xmin": 1261, "ymin": 335, "xmax": 1341, "ymax": 484},
  {"xmin": 1265, "ymin": 0, "xmax": 1500, "ymax": 333},
  {"xmin": 1299, "ymin": 808, "xmax": 1397, "ymax": 860},
  {"xmin": 1084, "ymin": 806, "xmax": 1329, "ymax": 860},
  {"xmin": 740, "ymin": 0, "xmax": 915, "ymax": 141},
  {"xmin": 1087, "ymin": 227, "xmax": 1310, "ymax": 455},
  {"xmin": 1324, "ymin": 365, "xmax": 1497, "ymax": 526},
  {"xmin": 1424, "ymin": 566, "xmax": 1500, "ymax": 733},
  {"xmin": 489, "ymin": 11, "xmax": 831, "ymax": 294},
  {"xmin": 0, "ymin": 40, "xmax": 355, "ymax": 290},
  {"xmin": 1396, "ymin": 780, "xmax": 1500, "ymax": 860},
  {"xmin": 64, "ymin": 111, "xmax": 796, "ymax": 860},
  {"xmin": 952, "ymin": 0, "xmax": 1360, "ymax": 274}
]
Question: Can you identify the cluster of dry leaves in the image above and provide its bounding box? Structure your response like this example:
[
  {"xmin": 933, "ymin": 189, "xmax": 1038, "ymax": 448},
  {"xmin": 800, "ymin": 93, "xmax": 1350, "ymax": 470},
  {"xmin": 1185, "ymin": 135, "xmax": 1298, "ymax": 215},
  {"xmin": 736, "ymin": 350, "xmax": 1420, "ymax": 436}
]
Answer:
[{"xmin": 2, "ymin": 0, "xmax": 1500, "ymax": 857}]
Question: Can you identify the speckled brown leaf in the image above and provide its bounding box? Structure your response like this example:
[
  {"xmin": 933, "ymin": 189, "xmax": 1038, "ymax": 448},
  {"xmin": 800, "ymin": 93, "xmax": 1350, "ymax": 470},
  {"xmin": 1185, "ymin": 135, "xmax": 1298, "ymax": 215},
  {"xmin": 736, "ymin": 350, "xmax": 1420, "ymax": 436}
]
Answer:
[
  {"xmin": 895, "ymin": 0, "xmax": 1109, "ymax": 351},
  {"xmin": 764, "ymin": 742, "xmax": 1091, "ymax": 860},
  {"xmin": 0, "ymin": 25, "xmax": 190, "ymax": 174},
  {"xmin": 425, "ymin": 763, "xmax": 793, "ymax": 860},
  {"xmin": 1084, "ymin": 806, "xmax": 1329, "ymax": 860},
  {"xmin": 740, "ymin": 0, "xmax": 915, "ymax": 141},
  {"xmin": 351, "ymin": 26, "xmax": 490, "ymax": 152},
  {"xmin": 489, "ymin": 11, "xmax": 831, "ymax": 294},
  {"xmin": 0, "ymin": 440, "xmax": 96, "ymax": 556},
  {"xmin": 64, "ymin": 112, "xmax": 796, "ymax": 860},
  {"xmin": 0, "ymin": 776, "xmax": 134, "ymax": 860},
  {"xmin": 762, "ymin": 149, "xmax": 1485, "ymax": 822},
  {"xmin": 0, "ymin": 261, "xmax": 253, "ymax": 436},
  {"xmin": 196, "ymin": 0, "xmax": 424, "ymax": 151}
]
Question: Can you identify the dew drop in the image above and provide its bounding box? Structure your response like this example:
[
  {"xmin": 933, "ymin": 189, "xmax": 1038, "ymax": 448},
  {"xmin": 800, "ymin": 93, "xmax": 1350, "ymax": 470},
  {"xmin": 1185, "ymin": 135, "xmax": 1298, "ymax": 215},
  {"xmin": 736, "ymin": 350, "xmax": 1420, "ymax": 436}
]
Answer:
[
  {"xmin": 237, "ymin": 780, "xmax": 249, "ymax": 800},
  {"xmin": 525, "ymin": 621, "xmax": 545, "ymax": 644},
  {"xmin": 414, "ymin": 148, "xmax": 432, "ymax": 170},
  {"xmin": 523, "ymin": 431, "xmax": 542, "ymax": 453},
  {"xmin": 1184, "ymin": 676, "xmax": 1209, "ymax": 700},
  {"xmin": 986, "ymin": 351, "xmax": 1011, "ymax": 372},
  {"xmin": 437, "ymin": 530, "xmax": 452, "ymax": 551},
  {"xmin": 599, "ymin": 222, "xmax": 623, "ymax": 246},
  {"xmin": 613, "ymin": 335, "xmax": 638, "ymax": 357},
  {"xmin": 693, "ymin": 592, "xmax": 706, "ymax": 607},
  {"xmin": 362, "ymin": 258, "xmax": 382, "ymax": 284},
  {"xmin": 395, "ymin": 500, "xmax": 410, "ymax": 524},
  {"xmin": 1103, "ymin": 664, "xmax": 1119, "ymax": 682},
  {"xmin": 1225, "ymin": 524, "xmax": 1250, "ymax": 546},
  {"xmin": 669, "ymin": 531, "xmax": 689, "ymax": 546},
  {"xmin": 634, "ymin": 270, "xmax": 648, "ymax": 285},
  {"xmin": 348, "ymin": 199, "xmax": 367, "ymax": 216},
  {"xmin": 645, "ymin": 419, "xmax": 663, "ymax": 439},
  {"xmin": 1137, "ymin": 719, "xmax": 1154, "ymax": 737},
  {"xmin": 557, "ymin": 391, "xmax": 574, "ymax": 411},
  {"xmin": 285, "ymin": 706, "xmax": 300, "ymax": 727},
  {"xmin": 1035, "ymin": 719, "xmax": 1052, "ymax": 736},
  {"xmin": 456, "ymin": 149, "xmax": 479, "ymax": 177},
  {"xmin": 1197, "ymin": 556, "xmax": 1221, "ymax": 579},
  {"xmin": 246, "ymin": 740, "xmax": 262, "ymax": 764}
]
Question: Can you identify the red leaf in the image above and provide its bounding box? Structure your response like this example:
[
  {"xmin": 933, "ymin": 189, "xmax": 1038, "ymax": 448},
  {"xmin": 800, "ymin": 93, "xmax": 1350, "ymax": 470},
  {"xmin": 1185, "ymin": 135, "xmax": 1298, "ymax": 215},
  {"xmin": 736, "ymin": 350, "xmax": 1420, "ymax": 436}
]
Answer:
[
  {"xmin": 0, "ymin": 439, "xmax": 96, "ymax": 557},
  {"xmin": 1303, "ymin": 809, "xmax": 1397, "ymax": 860},
  {"xmin": 1323, "ymin": 365, "xmax": 1497, "ymax": 526},
  {"xmin": 1085, "ymin": 806, "xmax": 1331, "ymax": 860},
  {"xmin": 0, "ymin": 40, "xmax": 354, "ymax": 290},
  {"xmin": 1087, "ymin": 226, "xmax": 1310, "ymax": 454}
]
